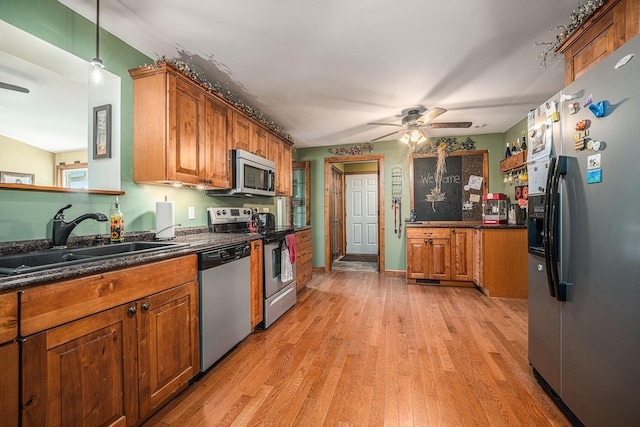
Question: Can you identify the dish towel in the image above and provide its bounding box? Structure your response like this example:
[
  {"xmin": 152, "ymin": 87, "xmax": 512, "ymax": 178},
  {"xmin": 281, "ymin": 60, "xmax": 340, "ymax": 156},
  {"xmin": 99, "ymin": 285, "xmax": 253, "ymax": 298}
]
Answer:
[
  {"xmin": 281, "ymin": 239, "xmax": 293, "ymax": 282},
  {"xmin": 286, "ymin": 233, "xmax": 296, "ymax": 264}
]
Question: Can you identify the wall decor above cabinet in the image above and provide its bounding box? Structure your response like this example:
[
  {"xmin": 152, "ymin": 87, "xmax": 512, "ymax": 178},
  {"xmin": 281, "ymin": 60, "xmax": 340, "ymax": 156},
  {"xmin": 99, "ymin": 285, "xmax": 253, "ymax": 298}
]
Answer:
[{"xmin": 129, "ymin": 62, "xmax": 293, "ymax": 194}]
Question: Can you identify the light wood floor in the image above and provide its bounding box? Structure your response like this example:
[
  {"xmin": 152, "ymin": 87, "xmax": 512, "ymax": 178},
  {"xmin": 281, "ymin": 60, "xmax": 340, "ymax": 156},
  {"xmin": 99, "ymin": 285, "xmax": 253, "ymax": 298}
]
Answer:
[{"xmin": 144, "ymin": 270, "xmax": 571, "ymax": 426}]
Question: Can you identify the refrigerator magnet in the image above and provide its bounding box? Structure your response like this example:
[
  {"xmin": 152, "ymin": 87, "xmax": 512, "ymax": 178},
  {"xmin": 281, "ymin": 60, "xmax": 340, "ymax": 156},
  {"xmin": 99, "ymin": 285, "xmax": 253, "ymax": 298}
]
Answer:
[
  {"xmin": 587, "ymin": 169, "xmax": 602, "ymax": 184},
  {"xmin": 587, "ymin": 153, "xmax": 601, "ymax": 170}
]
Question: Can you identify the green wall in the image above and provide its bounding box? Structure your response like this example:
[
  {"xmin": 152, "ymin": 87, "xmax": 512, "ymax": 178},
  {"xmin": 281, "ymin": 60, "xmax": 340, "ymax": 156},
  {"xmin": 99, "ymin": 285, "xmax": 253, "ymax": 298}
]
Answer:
[
  {"xmin": 0, "ymin": 1, "xmax": 275, "ymax": 242},
  {"xmin": 297, "ymin": 133, "xmax": 507, "ymax": 272}
]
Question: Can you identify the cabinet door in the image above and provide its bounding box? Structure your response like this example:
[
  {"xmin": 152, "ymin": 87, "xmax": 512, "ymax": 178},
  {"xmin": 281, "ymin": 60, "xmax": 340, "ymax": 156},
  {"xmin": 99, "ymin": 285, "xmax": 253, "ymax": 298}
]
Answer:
[
  {"xmin": 472, "ymin": 229, "xmax": 483, "ymax": 286},
  {"xmin": 267, "ymin": 133, "xmax": 280, "ymax": 164},
  {"xmin": 204, "ymin": 96, "xmax": 232, "ymax": 188},
  {"xmin": 21, "ymin": 305, "xmax": 135, "ymax": 427},
  {"xmin": 451, "ymin": 228, "xmax": 473, "ymax": 282},
  {"xmin": 406, "ymin": 239, "xmax": 429, "ymax": 279},
  {"xmin": 138, "ymin": 281, "xmax": 199, "ymax": 419},
  {"xmin": 278, "ymin": 141, "xmax": 293, "ymax": 197},
  {"xmin": 169, "ymin": 77, "xmax": 205, "ymax": 184},
  {"xmin": 428, "ymin": 238, "xmax": 451, "ymax": 280},
  {"xmin": 251, "ymin": 124, "xmax": 268, "ymax": 157},
  {"xmin": 250, "ymin": 240, "xmax": 264, "ymax": 328},
  {"xmin": 0, "ymin": 342, "xmax": 18, "ymax": 426},
  {"xmin": 232, "ymin": 112, "xmax": 251, "ymax": 151}
]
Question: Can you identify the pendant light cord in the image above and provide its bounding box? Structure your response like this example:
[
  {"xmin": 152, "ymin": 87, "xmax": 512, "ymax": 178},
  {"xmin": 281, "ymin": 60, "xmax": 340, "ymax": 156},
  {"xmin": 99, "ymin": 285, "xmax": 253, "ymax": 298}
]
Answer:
[{"xmin": 95, "ymin": 0, "xmax": 100, "ymax": 60}]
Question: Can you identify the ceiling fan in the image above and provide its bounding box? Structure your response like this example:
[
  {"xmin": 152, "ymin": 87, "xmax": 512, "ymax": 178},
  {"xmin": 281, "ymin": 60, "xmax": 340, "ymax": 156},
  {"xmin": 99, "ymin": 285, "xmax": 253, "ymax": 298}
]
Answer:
[
  {"xmin": 368, "ymin": 107, "xmax": 471, "ymax": 144},
  {"xmin": 0, "ymin": 82, "xmax": 30, "ymax": 93}
]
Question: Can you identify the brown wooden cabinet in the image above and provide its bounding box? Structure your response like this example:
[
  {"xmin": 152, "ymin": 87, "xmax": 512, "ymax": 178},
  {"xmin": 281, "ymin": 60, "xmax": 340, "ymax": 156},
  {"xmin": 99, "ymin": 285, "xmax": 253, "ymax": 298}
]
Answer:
[
  {"xmin": 0, "ymin": 292, "xmax": 18, "ymax": 426},
  {"xmin": 232, "ymin": 111, "xmax": 251, "ymax": 152},
  {"xmin": 267, "ymin": 133, "xmax": 280, "ymax": 164},
  {"xmin": 556, "ymin": 0, "xmax": 640, "ymax": 85},
  {"xmin": 406, "ymin": 227, "xmax": 474, "ymax": 284},
  {"xmin": 472, "ymin": 228, "xmax": 528, "ymax": 298},
  {"xmin": 278, "ymin": 141, "xmax": 293, "ymax": 197},
  {"xmin": 295, "ymin": 229, "xmax": 313, "ymax": 291},
  {"xmin": 451, "ymin": 228, "xmax": 473, "ymax": 282},
  {"xmin": 250, "ymin": 239, "xmax": 264, "ymax": 328},
  {"xmin": 20, "ymin": 256, "xmax": 199, "ymax": 426},
  {"xmin": 203, "ymin": 97, "xmax": 232, "ymax": 188},
  {"xmin": 130, "ymin": 62, "xmax": 230, "ymax": 189},
  {"xmin": 251, "ymin": 123, "xmax": 268, "ymax": 158}
]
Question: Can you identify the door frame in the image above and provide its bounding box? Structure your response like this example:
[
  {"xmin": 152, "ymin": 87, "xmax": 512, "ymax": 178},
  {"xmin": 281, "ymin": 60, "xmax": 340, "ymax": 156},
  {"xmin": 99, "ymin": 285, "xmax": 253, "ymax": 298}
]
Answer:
[{"xmin": 324, "ymin": 154, "xmax": 385, "ymax": 272}]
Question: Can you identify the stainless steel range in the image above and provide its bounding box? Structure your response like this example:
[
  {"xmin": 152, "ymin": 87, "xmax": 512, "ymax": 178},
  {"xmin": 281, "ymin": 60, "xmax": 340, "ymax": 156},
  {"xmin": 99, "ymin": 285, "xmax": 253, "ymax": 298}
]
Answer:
[{"xmin": 207, "ymin": 207, "xmax": 297, "ymax": 328}]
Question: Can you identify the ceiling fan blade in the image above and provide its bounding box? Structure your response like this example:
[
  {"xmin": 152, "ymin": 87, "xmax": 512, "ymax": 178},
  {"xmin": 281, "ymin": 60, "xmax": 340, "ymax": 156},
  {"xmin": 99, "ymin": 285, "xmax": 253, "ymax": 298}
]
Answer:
[
  {"xmin": 417, "ymin": 107, "xmax": 447, "ymax": 124},
  {"xmin": 367, "ymin": 122, "xmax": 402, "ymax": 127},
  {"xmin": 425, "ymin": 122, "xmax": 472, "ymax": 129},
  {"xmin": 370, "ymin": 129, "xmax": 403, "ymax": 142},
  {"xmin": 0, "ymin": 82, "xmax": 30, "ymax": 93}
]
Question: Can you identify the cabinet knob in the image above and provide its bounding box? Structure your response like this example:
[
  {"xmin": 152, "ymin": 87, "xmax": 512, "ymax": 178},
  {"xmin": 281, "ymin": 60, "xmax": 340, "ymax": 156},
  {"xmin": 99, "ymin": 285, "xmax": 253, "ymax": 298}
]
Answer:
[
  {"xmin": 128, "ymin": 306, "xmax": 137, "ymax": 315},
  {"xmin": 255, "ymin": 243, "xmax": 260, "ymax": 248},
  {"xmin": 142, "ymin": 303, "xmax": 150, "ymax": 311},
  {"xmin": 451, "ymin": 229, "xmax": 455, "ymax": 233}
]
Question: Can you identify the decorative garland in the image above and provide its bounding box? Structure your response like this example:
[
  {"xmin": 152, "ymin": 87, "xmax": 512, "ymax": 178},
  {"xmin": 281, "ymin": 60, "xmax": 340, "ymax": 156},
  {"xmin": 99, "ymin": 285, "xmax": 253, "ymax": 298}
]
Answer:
[
  {"xmin": 535, "ymin": 0, "xmax": 605, "ymax": 67},
  {"xmin": 150, "ymin": 57, "xmax": 294, "ymax": 143},
  {"xmin": 329, "ymin": 143, "xmax": 374, "ymax": 156},
  {"xmin": 412, "ymin": 137, "xmax": 476, "ymax": 154}
]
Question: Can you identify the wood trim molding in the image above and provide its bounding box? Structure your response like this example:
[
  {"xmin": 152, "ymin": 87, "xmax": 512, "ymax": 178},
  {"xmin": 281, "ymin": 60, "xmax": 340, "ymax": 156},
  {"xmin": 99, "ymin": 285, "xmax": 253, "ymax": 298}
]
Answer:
[{"xmin": 324, "ymin": 154, "xmax": 385, "ymax": 273}]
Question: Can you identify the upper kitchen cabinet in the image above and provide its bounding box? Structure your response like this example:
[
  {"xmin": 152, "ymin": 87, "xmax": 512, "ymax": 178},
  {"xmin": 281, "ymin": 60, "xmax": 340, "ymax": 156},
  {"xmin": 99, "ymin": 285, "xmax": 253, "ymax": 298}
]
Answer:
[
  {"xmin": 232, "ymin": 113, "xmax": 267, "ymax": 157},
  {"xmin": 556, "ymin": 0, "xmax": 640, "ymax": 85},
  {"xmin": 129, "ymin": 62, "xmax": 231, "ymax": 189},
  {"xmin": 232, "ymin": 112, "xmax": 251, "ymax": 152},
  {"xmin": 278, "ymin": 140, "xmax": 293, "ymax": 197}
]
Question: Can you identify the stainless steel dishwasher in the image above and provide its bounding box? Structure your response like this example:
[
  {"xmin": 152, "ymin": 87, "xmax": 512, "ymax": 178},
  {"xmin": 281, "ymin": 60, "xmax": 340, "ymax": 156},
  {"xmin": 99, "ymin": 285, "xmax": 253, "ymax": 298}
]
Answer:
[{"xmin": 198, "ymin": 242, "xmax": 251, "ymax": 372}]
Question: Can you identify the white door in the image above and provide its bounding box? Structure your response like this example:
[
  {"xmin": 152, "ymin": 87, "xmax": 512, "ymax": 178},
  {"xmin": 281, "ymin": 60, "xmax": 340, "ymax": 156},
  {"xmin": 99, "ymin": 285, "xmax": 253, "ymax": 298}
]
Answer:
[{"xmin": 345, "ymin": 174, "xmax": 378, "ymax": 255}]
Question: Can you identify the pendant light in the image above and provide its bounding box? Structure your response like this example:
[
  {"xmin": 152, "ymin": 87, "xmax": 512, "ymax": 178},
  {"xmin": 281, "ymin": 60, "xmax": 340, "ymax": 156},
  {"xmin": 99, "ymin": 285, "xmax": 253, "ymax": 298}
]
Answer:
[{"xmin": 89, "ymin": 0, "xmax": 104, "ymax": 83}]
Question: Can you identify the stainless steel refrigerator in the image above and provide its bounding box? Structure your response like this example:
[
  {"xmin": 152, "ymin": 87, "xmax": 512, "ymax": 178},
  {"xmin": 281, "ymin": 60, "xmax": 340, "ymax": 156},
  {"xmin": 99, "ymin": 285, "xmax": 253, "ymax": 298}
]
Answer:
[{"xmin": 528, "ymin": 35, "xmax": 640, "ymax": 426}]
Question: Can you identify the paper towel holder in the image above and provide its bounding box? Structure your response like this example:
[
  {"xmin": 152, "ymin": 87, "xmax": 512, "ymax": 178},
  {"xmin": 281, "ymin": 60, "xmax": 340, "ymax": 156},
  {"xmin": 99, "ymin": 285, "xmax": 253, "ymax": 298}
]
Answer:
[{"xmin": 155, "ymin": 223, "xmax": 181, "ymax": 240}]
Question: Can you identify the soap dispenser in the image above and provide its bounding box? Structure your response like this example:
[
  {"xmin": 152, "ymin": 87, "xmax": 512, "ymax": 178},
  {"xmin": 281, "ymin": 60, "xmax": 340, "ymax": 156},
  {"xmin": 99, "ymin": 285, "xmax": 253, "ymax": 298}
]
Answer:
[{"xmin": 110, "ymin": 197, "xmax": 125, "ymax": 243}]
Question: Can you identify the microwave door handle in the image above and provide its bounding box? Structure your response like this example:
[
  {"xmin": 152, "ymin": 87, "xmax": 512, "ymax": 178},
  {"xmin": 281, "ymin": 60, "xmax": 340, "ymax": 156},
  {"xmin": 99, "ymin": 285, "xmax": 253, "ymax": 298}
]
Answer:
[{"xmin": 269, "ymin": 170, "xmax": 276, "ymax": 192}]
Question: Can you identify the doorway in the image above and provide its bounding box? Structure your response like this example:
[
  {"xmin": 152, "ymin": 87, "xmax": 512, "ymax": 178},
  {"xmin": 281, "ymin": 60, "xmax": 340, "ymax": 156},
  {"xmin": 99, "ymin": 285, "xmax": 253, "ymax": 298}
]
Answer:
[{"xmin": 324, "ymin": 154, "xmax": 385, "ymax": 273}]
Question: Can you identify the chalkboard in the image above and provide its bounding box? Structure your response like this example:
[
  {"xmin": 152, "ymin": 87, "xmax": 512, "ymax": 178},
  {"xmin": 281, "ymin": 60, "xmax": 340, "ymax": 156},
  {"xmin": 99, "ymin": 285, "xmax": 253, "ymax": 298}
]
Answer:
[{"xmin": 410, "ymin": 150, "xmax": 488, "ymax": 222}]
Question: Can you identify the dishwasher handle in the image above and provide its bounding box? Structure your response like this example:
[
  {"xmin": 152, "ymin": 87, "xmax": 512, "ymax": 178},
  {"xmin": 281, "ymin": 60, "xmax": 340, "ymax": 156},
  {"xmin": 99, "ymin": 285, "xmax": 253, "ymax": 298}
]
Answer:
[{"xmin": 198, "ymin": 243, "xmax": 251, "ymax": 270}]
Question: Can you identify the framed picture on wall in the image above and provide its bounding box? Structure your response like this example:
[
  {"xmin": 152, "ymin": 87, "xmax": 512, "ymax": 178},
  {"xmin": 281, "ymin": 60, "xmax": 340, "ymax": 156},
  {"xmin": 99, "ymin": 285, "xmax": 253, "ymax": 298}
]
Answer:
[
  {"xmin": 1, "ymin": 171, "xmax": 35, "ymax": 185},
  {"xmin": 93, "ymin": 104, "xmax": 112, "ymax": 159}
]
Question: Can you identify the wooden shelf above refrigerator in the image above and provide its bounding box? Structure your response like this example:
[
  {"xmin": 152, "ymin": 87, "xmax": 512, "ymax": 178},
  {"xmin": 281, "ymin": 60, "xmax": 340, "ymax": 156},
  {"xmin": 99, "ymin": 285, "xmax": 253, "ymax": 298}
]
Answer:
[{"xmin": 500, "ymin": 151, "xmax": 527, "ymax": 174}]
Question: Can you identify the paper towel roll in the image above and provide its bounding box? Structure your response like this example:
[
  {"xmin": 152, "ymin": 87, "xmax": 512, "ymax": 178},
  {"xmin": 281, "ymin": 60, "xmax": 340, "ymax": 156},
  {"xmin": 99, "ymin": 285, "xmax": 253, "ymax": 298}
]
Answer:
[{"xmin": 155, "ymin": 201, "xmax": 175, "ymax": 239}]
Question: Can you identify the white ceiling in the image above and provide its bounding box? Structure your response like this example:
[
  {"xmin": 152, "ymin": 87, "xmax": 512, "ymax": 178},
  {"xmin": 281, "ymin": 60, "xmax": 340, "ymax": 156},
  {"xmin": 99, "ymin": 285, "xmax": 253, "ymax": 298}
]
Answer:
[{"xmin": 59, "ymin": 0, "xmax": 578, "ymax": 148}]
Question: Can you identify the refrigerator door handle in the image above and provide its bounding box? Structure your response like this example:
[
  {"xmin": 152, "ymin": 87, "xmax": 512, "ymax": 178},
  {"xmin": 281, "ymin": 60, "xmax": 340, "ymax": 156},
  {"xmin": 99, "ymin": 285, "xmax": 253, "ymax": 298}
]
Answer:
[
  {"xmin": 548, "ymin": 156, "xmax": 568, "ymax": 301},
  {"xmin": 543, "ymin": 157, "xmax": 557, "ymax": 298}
]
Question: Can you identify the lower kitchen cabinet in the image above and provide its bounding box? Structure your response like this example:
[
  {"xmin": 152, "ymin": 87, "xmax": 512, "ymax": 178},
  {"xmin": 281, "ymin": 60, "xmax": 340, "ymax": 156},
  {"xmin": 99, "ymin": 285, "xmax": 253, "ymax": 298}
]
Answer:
[
  {"xmin": 0, "ymin": 292, "xmax": 18, "ymax": 426},
  {"xmin": 407, "ymin": 227, "xmax": 473, "ymax": 284},
  {"xmin": 20, "ymin": 256, "xmax": 199, "ymax": 426},
  {"xmin": 295, "ymin": 229, "xmax": 313, "ymax": 291},
  {"xmin": 473, "ymin": 228, "xmax": 528, "ymax": 298},
  {"xmin": 250, "ymin": 239, "xmax": 264, "ymax": 328}
]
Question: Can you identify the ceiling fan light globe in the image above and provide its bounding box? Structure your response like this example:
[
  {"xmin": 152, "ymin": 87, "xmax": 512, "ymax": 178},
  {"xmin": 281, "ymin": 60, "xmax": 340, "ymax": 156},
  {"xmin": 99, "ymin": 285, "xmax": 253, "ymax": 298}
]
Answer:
[{"xmin": 400, "ymin": 133, "xmax": 410, "ymax": 144}]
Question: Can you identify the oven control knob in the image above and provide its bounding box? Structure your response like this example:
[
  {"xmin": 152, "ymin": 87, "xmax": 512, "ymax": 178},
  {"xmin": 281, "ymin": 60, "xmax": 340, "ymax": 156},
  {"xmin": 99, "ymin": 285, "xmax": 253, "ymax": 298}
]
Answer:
[
  {"xmin": 222, "ymin": 209, "xmax": 227, "ymax": 215},
  {"xmin": 216, "ymin": 210, "xmax": 222, "ymax": 216}
]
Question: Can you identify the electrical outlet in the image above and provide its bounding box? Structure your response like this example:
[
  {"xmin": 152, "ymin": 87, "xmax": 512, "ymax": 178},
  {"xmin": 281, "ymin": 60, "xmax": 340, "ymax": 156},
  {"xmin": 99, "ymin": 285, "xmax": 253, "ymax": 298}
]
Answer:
[
  {"xmin": 263, "ymin": 207, "xmax": 269, "ymax": 212},
  {"xmin": 188, "ymin": 207, "xmax": 196, "ymax": 220}
]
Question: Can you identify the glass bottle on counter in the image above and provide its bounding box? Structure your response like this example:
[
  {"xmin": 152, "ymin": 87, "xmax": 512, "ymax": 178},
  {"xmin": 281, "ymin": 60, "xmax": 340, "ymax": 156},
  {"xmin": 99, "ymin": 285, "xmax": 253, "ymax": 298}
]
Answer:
[{"xmin": 110, "ymin": 197, "xmax": 124, "ymax": 243}]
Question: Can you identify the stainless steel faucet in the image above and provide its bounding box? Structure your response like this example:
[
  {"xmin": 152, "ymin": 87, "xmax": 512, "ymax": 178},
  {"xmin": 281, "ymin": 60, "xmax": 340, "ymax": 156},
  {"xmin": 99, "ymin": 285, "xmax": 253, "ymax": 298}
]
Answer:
[{"xmin": 52, "ymin": 204, "xmax": 108, "ymax": 247}]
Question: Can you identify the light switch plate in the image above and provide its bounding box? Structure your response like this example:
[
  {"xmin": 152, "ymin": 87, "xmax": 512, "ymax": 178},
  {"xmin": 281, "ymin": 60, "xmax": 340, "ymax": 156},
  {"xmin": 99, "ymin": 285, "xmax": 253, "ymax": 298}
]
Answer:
[{"xmin": 188, "ymin": 207, "xmax": 195, "ymax": 220}]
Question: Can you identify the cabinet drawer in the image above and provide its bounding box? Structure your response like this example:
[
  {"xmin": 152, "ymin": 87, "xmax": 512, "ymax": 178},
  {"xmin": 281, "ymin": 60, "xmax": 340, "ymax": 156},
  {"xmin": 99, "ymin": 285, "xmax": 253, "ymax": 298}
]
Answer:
[
  {"xmin": 295, "ymin": 229, "xmax": 312, "ymax": 244},
  {"xmin": 296, "ymin": 261, "xmax": 312, "ymax": 290},
  {"xmin": 0, "ymin": 292, "xmax": 18, "ymax": 344},
  {"xmin": 21, "ymin": 255, "xmax": 198, "ymax": 336},
  {"xmin": 406, "ymin": 228, "xmax": 451, "ymax": 240},
  {"xmin": 297, "ymin": 240, "xmax": 312, "ymax": 266}
]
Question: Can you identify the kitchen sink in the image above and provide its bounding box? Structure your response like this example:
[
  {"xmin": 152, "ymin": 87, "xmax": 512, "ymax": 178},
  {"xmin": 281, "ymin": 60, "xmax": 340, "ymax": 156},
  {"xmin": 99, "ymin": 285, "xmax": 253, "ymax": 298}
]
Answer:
[{"xmin": 0, "ymin": 241, "xmax": 188, "ymax": 276}]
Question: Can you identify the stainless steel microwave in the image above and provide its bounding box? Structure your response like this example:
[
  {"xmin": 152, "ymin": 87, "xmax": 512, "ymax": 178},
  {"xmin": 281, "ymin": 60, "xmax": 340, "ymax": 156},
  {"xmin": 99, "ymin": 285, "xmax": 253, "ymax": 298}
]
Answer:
[{"xmin": 206, "ymin": 149, "xmax": 275, "ymax": 197}]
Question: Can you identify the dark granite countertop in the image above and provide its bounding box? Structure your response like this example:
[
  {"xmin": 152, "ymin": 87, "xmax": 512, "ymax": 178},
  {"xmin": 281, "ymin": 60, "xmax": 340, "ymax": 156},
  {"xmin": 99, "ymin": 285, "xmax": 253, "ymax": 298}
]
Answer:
[
  {"xmin": 404, "ymin": 221, "xmax": 526, "ymax": 230},
  {"xmin": 294, "ymin": 226, "xmax": 312, "ymax": 232},
  {"xmin": 0, "ymin": 228, "xmax": 263, "ymax": 293}
]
